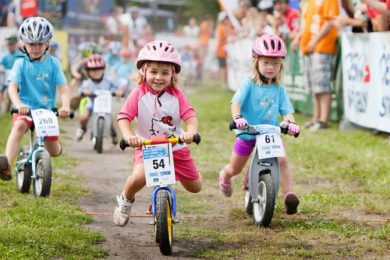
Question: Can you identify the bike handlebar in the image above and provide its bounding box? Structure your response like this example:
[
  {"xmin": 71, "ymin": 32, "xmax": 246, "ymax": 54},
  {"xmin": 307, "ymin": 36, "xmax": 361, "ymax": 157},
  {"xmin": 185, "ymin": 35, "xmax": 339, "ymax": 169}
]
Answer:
[
  {"xmin": 119, "ymin": 134, "xmax": 201, "ymax": 151},
  {"xmin": 10, "ymin": 107, "xmax": 74, "ymax": 119},
  {"xmin": 229, "ymin": 121, "xmax": 299, "ymax": 138}
]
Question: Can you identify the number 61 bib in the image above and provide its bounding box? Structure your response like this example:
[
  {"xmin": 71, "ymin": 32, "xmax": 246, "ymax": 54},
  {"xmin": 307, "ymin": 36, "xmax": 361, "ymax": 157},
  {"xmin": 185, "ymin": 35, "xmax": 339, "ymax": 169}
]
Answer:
[
  {"xmin": 256, "ymin": 133, "xmax": 285, "ymax": 159},
  {"xmin": 143, "ymin": 143, "xmax": 175, "ymax": 187}
]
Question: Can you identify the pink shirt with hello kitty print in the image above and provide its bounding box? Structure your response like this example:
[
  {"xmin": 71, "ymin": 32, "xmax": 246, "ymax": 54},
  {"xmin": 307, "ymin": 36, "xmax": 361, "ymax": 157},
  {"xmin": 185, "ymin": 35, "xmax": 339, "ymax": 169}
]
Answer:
[{"xmin": 117, "ymin": 83, "xmax": 196, "ymax": 151}]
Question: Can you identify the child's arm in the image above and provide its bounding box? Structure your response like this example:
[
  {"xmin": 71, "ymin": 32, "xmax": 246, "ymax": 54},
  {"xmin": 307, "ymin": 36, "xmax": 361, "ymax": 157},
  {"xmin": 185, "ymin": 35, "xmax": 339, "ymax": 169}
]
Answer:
[
  {"xmin": 58, "ymin": 83, "xmax": 70, "ymax": 117},
  {"xmin": 8, "ymin": 82, "xmax": 28, "ymax": 114},
  {"xmin": 281, "ymin": 114, "xmax": 300, "ymax": 136},
  {"xmin": 118, "ymin": 119, "xmax": 142, "ymax": 147},
  {"xmin": 181, "ymin": 116, "xmax": 198, "ymax": 144}
]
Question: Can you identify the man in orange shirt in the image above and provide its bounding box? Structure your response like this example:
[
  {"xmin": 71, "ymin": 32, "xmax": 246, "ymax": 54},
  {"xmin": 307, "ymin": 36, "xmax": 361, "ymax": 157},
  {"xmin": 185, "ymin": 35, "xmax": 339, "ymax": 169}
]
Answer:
[{"xmin": 300, "ymin": 0, "xmax": 339, "ymax": 131}]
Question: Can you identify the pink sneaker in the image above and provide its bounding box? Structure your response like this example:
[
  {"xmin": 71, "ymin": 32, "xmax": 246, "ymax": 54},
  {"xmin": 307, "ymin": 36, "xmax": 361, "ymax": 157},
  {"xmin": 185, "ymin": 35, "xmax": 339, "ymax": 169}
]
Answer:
[
  {"xmin": 284, "ymin": 192, "xmax": 300, "ymax": 215},
  {"xmin": 219, "ymin": 171, "xmax": 232, "ymax": 197}
]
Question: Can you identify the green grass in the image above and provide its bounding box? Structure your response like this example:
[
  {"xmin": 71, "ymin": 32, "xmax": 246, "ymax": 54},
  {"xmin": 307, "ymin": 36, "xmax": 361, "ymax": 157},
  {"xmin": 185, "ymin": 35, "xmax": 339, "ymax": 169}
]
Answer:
[{"xmin": 0, "ymin": 115, "xmax": 106, "ymax": 259}]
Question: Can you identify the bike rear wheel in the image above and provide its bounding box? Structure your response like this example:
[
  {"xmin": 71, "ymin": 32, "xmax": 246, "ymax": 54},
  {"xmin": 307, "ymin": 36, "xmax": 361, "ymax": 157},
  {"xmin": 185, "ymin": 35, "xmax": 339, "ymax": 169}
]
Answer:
[
  {"xmin": 155, "ymin": 190, "xmax": 173, "ymax": 255},
  {"xmin": 252, "ymin": 173, "xmax": 275, "ymax": 227},
  {"xmin": 16, "ymin": 145, "xmax": 31, "ymax": 193},
  {"xmin": 33, "ymin": 151, "xmax": 52, "ymax": 197}
]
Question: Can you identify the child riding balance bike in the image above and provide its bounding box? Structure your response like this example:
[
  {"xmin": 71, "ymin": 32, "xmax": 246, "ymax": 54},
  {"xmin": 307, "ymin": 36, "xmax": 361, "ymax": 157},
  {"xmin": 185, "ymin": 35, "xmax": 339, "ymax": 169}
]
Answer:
[
  {"xmin": 114, "ymin": 40, "xmax": 203, "ymax": 254},
  {"xmin": 219, "ymin": 34, "xmax": 300, "ymax": 218},
  {"xmin": 0, "ymin": 17, "xmax": 71, "ymax": 182}
]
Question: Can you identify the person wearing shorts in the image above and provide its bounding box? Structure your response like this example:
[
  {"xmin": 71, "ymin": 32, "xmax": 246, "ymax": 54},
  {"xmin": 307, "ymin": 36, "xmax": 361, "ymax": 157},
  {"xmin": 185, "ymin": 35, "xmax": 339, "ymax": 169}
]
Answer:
[{"xmin": 299, "ymin": 0, "xmax": 339, "ymax": 131}]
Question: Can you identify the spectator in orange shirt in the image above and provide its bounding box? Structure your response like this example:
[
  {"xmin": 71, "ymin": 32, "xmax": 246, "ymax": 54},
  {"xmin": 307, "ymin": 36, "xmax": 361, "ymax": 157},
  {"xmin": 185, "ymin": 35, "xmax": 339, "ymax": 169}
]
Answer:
[
  {"xmin": 215, "ymin": 12, "xmax": 233, "ymax": 85},
  {"xmin": 299, "ymin": 0, "xmax": 340, "ymax": 131},
  {"xmin": 198, "ymin": 15, "xmax": 214, "ymax": 81}
]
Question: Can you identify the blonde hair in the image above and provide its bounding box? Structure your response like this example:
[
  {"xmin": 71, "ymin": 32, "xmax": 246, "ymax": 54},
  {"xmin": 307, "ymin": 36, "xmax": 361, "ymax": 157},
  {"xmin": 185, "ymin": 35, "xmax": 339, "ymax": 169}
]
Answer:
[
  {"xmin": 251, "ymin": 57, "xmax": 284, "ymax": 85},
  {"xmin": 133, "ymin": 61, "xmax": 180, "ymax": 88}
]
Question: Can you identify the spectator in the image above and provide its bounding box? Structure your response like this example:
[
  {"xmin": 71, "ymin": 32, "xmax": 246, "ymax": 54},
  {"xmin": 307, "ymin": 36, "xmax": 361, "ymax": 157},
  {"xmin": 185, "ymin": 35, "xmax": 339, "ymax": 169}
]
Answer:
[
  {"xmin": 273, "ymin": 0, "xmax": 300, "ymax": 39},
  {"xmin": 105, "ymin": 6, "xmax": 125, "ymax": 42},
  {"xmin": 234, "ymin": 0, "xmax": 251, "ymax": 23},
  {"xmin": 198, "ymin": 15, "xmax": 214, "ymax": 81},
  {"xmin": 241, "ymin": 7, "xmax": 260, "ymax": 39},
  {"xmin": 362, "ymin": 0, "xmax": 390, "ymax": 31},
  {"xmin": 215, "ymin": 12, "xmax": 234, "ymax": 85},
  {"xmin": 299, "ymin": 0, "xmax": 340, "ymax": 131},
  {"xmin": 183, "ymin": 17, "xmax": 200, "ymax": 38},
  {"xmin": 125, "ymin": 6, "xmax": 148, "ymax": 48}
]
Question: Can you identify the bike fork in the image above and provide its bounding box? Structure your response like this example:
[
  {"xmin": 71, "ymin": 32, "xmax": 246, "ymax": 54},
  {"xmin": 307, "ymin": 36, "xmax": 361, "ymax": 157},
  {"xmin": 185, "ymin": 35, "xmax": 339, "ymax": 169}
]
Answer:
[{"xmin": 152, "ymin": 186, "xmax": 178, "ymax": 222}]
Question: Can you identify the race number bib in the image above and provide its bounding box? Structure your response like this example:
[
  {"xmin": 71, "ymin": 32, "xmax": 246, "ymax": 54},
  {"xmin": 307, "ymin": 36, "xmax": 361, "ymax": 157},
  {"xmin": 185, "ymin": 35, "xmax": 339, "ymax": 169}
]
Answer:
[
  {"xmin": 256, "ymin": 133, "xmax": 285, "ymax": 159},
  {"xmin": 143, "ymin": 143, "xmax": 175, "ymax": 187},
  {"xmin": 31, "ymin": 109, "xmax": 59, "ymax": 137},
  {"xmin": 93, "ymin": 90, "xmax": 112, "ymax": 113}
]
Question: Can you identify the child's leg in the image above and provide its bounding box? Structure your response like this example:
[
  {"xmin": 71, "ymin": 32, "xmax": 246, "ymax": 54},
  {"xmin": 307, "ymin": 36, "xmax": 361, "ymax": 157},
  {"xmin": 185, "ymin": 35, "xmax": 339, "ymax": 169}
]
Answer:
[
  {"xmin": 279, "ymin": 156, "xmax": 299, "ymax": 214},
  {"xmin": 114, "ymin": 164, "xmax": 145, "ymax": 227},
  {"xmin": 44, "ymin": 140, "xmax": 62, "ymax": 157},
  {"xmin": 5, "ymin": 120, "xmax": 29, "ymax": 165},
  {"xmin": 122, "ymin": 163, "xmax": 146, "ymax": 201},
  {"xmin": 79, "ymin": 109, "xmax": 91, "ymax": 128},
  {"xmin": 0, "ymin": 120, "xmax": 29, "ymax": 180},
  {"xmin": 180, "ymin": 175, "xmax": 202, "ymax": 193},
  {"xmin": 278, "ymin": 156, "xmax": 294, "ymax": 194}
]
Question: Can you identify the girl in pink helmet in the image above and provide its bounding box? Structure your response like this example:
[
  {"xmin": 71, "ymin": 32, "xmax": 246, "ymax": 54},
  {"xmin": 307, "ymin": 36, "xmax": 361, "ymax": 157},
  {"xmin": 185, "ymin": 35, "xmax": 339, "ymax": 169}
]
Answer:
[
  {"xmin": 113, "ymin": 40, "xmax": 202, "ymax": 227},
  {"xmin": 219, "ymin": 34, "xmax": 301, "ymax": 215}
]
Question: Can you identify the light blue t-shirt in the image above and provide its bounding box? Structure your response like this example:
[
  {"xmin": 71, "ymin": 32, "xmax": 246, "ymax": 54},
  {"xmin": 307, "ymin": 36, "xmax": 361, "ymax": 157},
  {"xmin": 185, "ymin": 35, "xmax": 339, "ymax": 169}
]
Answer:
[
  {"xmin": 231, "ymin": 78, "xmax": 294, "ymax": 140},
  {"xmin": 8, "ymin": 54, "xmax": 67, "ymax": 109},
  {"xmin": 80, "ymin": 77, "xmax": 119, "ymax": 112},
  {"xmin": 0, "ymin": 50, "xmax": 24, "ymax": 70}
]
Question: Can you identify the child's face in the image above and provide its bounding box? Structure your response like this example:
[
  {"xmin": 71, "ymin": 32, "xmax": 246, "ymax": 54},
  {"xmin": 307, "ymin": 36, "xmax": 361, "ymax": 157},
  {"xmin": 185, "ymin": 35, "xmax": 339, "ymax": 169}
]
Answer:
[
  {"xmin": 258, "ymin": 57, "xmax": 282, "ymax": 80},
  {"xmin": 7, "ymin": 42, "xmax": 18, "ymax": 52},
  {"xmin": 25, "ymin": 42, "xmax": 48, "ymax": 59},
  {"xmin": 87, "ymin": 69, "xmax": 105, "ymax": 80},
  {"xmin": 145, "ymin": 62, "xmax": 174, "ymax": 92}
]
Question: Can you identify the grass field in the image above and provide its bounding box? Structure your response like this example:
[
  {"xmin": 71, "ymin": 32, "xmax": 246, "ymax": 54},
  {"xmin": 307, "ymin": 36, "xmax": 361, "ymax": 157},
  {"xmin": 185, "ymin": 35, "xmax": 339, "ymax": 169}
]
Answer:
[{"xmin": 0, "ymin": 82, "xmax": 389, "ymax": 259}]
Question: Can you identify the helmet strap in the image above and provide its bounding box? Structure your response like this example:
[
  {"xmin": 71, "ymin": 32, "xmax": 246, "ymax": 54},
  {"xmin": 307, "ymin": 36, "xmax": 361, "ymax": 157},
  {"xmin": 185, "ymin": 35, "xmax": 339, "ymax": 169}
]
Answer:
[
  {"xmin": 23, "ymin": 45, "xmax": 49, "ymax": 62},
  {"xmin": 259, "ymin": 73, "xmax": 275, "ymax": 85}
]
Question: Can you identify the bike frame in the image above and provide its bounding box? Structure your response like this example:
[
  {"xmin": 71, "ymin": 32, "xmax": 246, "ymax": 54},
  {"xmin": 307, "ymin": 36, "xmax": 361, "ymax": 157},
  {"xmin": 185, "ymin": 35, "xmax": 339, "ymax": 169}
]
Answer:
[
  {"xmin": 248, "ymin": 150, "xmax": 280, "ymax": 202},
  {"xmin": 151, "ymin": 186, "xmax": 177, "ymax": 218},
  {"xmin": 16, "ymin": 126, "xmax": 49, "ymax": 180},
  {"xmin": 91, "ymin": 112, "xmax": 111, "ymax": 137}
]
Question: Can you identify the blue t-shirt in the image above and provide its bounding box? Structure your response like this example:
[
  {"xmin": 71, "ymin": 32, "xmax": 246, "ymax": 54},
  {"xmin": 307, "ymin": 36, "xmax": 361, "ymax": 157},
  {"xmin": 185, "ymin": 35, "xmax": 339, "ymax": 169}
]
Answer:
[
  {"xmin": 231, "ymin": 78, "xmax": 294, "ymax": 140},
  {"xmin": 110, "ymin": 61, "xmax": 135, "ymax": 80},
  {"xmin": 0, "ymin": 50, "xmax": 24, "ymax": 70},
  {"xmin": 8, "ymin": 55, "xmax": 67, "ymax": 109}
]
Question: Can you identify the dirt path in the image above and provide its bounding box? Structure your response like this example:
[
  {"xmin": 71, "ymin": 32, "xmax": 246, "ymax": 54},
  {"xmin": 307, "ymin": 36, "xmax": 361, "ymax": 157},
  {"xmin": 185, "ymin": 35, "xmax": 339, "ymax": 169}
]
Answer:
[{"xmin": 62, "ymin": 117, "xmax": 197, "ymax": 259}]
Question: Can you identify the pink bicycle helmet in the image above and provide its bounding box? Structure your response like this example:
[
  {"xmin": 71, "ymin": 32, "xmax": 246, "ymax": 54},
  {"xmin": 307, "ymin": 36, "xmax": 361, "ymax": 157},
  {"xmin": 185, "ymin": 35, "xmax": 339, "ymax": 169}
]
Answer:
[
  {"xmin": 83, "ymin": 54, "xmax": 106, "ymax": 70},
  {"xmin": 252, "ymin": 34, "xmax": 287, "ymax": 58},
  {"xmin": 136, "ymin": 40, "xmax": 181, "ymax": 73}
]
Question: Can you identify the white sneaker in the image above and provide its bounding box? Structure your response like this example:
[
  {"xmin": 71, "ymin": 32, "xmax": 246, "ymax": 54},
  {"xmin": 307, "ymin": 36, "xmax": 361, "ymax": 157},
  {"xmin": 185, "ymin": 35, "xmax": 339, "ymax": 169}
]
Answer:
[
  {"xmin": 75, "ymin": 127, "xmax": 86, "ymax": 142},
  {"xmin": 113, "ymin": 195, "xmax": 133, "ymax": 227}
]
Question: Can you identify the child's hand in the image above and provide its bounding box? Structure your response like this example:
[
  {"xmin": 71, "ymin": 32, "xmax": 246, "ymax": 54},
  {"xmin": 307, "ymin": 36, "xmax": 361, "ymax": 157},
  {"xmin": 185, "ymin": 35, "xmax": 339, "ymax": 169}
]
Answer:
[
  {"xmin": 180, "ymin": 132, "xmax": 195, "ymax": 144},
  {"xmin": 234, "ymin": 115, "xmax": 248, "ymax": 129},
  {"xmin": 125, "ymin": 135, "xmax": 143, "ymax": 147},
  {"xmin": 58, "ymin": 107, "xmax": 71, "ymax": 118},
  {"xmin": 280, "ymin": 121, "xmax": 300, "ymax": 136},
  {"xmin": 82, "ymin": 89, "xmax": 92, "ymax": 96},
  {"xmin": 114, "ymin": 88, "xmax": 124, "ymax": 97},
  {"xmin": 17, "ymin": 104, "xmax": 29, "ymax": 114}
]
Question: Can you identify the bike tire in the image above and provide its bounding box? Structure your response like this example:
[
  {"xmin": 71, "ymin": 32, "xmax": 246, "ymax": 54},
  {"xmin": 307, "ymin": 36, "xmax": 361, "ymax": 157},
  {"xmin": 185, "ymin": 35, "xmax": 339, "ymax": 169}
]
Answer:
[
  {"xmin": 252, "ymin": 173, "xmax": 275, "ymax": 227},
  {"xmin": 95, "ymin": 117, "xmax": 104, "ymax": 154},
  {"xmin": 16, "ymin": 145, "xmax": 31, "ymax": 193},
  {"xmin": 33, "ymin": 151, "xmax": 52, "ymax": 197},
  {"xmin": 156, "ymin": 190, "xmax": 173, "ymax": 255},
  {"xmin": 244, "ymin": 191, "xmax": 253, "ymax": 215}
]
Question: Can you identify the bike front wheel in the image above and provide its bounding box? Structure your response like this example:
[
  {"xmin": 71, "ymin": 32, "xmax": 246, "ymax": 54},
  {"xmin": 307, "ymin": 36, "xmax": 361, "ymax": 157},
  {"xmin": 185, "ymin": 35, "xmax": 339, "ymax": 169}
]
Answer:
[
  {"xmin": 252, "ymin": 173, "xmax": 275, "ymax": 227},
  {"xmin": 95, "ymin": 117, "xmax": 104, "ymax": 154},
  {"xmin": 155, "ymin": 190, "xmax": 173, "ymax": 255},
  {"xmin": 33, "ymin": 151, "xmax": 52, "ymax": 197}
]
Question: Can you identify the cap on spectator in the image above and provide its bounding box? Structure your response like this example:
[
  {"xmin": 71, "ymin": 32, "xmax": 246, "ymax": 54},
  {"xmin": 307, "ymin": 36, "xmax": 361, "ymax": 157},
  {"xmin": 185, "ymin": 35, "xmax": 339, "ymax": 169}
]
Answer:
[
  {"xmin": 218, "ymin": 12, "xmax": 228, "ymax": 22},
  {"xmin": 5, "ymin": 35, "xmax": 18, "ymax": 44}
]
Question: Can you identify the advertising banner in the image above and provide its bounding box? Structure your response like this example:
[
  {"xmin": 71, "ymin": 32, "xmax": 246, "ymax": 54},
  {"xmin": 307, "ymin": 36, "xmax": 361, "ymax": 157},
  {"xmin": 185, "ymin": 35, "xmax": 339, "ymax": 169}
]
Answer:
[{"xmin": 341, "ymin": 33, "xmax": 390, "ymax": 133}]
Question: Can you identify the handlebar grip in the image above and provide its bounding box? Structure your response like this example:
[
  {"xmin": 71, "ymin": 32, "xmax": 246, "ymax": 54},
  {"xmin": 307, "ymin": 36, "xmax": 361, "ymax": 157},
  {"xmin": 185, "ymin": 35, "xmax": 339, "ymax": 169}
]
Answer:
[
  {"xmin": 193, "ymin": 133, "xmax": 201, "ymax": 145},
  {"xmin": 119, "ymin": 139, "xmax": 129, "ymax": 151},
  {"xmin": 280, "ymin": 125, "xmax": 300, "ymax": 138},
  {"xmin": 229, "ymin": 121, "xmax": 237, "ymax": 130},
  {"xmin": 10, "ymin": 108, "xmax": 18, "ymax": 114}
]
